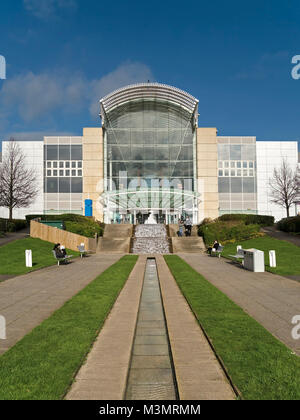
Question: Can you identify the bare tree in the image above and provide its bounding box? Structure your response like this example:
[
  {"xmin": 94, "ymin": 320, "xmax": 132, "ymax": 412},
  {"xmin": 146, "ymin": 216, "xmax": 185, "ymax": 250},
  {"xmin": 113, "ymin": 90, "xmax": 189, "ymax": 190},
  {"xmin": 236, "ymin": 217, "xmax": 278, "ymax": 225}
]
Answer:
[
  {"xmin": 0, "ymin": 138, "xmax": 38, "ymax": 219},
  {"xmin": 268, "ymin": 158, "xmax": 299, "ymax": 218}
]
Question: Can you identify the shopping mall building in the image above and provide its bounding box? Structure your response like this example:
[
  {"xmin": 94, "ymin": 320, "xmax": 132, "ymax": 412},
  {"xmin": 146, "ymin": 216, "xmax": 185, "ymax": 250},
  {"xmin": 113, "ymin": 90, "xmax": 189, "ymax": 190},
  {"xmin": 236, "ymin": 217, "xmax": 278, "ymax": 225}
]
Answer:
[{"xmin": 0, "ymin": 83, "xmax": 299, "ymax": 223}]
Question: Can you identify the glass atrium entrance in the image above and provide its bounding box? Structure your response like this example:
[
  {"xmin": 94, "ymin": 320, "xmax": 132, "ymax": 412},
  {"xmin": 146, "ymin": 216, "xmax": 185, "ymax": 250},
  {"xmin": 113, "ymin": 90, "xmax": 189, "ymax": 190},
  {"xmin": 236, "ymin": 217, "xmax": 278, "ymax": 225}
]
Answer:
[{"xmin": 100, "ymin": 83, "xmax": 199, "ymax": 224}]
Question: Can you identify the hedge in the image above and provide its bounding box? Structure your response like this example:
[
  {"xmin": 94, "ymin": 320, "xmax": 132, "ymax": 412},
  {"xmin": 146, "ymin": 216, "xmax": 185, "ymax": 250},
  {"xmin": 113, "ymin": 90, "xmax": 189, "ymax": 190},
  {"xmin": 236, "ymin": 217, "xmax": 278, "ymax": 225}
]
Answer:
[
  {"xmin": 277, "ymin": 216, "xmax": 300, "ymax": 233},
  {"xmin": 26, "ymin": 213, "xmax": 104, "ymax": 239},
  {"xmin": 198, "ymin": 221, "xmax": 261, "ymax": 245},
  {"xmin": 0, "ymin": 218, "xmax": 27, "ymax": 232},
  {"xmin": 64, "ymin": 221, "xmax": 103, "ymax": 238},
  {"xmin": 218, "ymin": 213, "xmax": 274, "ymax": 226}
]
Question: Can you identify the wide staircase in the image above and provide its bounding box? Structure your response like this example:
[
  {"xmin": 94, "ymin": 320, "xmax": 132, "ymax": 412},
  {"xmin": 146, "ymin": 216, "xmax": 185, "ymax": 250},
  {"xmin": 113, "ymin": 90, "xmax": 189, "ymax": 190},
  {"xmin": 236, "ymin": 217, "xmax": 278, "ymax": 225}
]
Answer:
[
  {"xmin": 97, "ymin": 223, "xmax": 205, "ymax": 254},
  {"xmin": 97, "ymin": 224, "xmax": 133, "ymax": 253},
  {"xmin": 168, "ymin": 224, "xmax": 206, "ymax": 253}
]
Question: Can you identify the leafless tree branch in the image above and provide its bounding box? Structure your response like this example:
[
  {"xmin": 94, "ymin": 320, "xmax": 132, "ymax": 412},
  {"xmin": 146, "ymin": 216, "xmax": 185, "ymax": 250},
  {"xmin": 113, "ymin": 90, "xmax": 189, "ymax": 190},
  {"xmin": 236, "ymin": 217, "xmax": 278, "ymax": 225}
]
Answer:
[{"xmin": 0, "ymin": 138, "xmax": 38, "ymax": 219}]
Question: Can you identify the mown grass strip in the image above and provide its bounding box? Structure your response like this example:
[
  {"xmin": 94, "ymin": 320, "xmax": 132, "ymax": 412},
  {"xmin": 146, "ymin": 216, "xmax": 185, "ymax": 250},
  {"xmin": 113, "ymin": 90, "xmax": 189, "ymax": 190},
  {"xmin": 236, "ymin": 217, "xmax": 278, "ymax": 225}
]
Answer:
[
  {"xmin": 222, "ymin": 236, "xmax": 300, "ymax": 277},
  {"xmin": 0, "ymin": 255, "xmax": 138, "ymax": 400},
  {"xmin": 164, "ymin": 255, "xmax": 300, "ymax": 400},
  {"xmin": 0, "ymin": 238, "xmax": 79, "ymax": 276}
]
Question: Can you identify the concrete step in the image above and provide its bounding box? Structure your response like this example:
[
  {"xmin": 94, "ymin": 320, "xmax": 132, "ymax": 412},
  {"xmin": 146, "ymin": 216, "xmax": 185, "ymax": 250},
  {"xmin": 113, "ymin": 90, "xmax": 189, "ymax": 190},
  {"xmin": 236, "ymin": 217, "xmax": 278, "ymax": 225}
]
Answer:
[
  {"xmin": 97, "ymin": 237, "xmax": 131, "ymax": 253},
  {"xmin": 171, "ymin": 237, "xmax": 205, "ymax": 253},
  {"xmin": 168, "ymin": 224, "xmax": 198, "ymax": 237},
  {"xmin": 103, "ymin": 224, "xmax": 133, "ymax": 239}
]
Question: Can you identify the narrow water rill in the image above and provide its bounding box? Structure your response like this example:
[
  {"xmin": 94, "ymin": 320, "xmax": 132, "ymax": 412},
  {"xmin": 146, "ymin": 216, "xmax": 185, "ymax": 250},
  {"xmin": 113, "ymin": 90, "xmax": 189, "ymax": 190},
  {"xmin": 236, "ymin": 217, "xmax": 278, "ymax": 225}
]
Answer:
[
  {"xmin": 132, "ymin": 225, "xmax": 170, "ymax": 254},
  {"xmin": 125, "ymin": 258, "xmax": 177, "ymax": 400}
]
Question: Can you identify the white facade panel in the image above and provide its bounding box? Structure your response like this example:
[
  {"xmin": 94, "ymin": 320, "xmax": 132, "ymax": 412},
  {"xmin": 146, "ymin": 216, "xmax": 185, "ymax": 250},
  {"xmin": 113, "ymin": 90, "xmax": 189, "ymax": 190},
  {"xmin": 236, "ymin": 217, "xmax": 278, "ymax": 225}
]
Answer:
[
  {"xmin": 0, "ymin": 141, "xmax": 44, "ymax": 219},
  {"xmin": 256, "ymin": 141, "xmax": 298, "ymax": 221}
]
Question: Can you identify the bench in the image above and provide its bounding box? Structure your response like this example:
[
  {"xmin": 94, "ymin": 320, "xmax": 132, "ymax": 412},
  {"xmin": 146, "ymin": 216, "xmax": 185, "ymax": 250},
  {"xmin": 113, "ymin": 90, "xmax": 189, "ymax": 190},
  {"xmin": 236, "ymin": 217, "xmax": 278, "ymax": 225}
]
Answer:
[
  {"xmin": 77, "ymin": 244, "xmax": 89, "ymax": 258},
  {"xmin": 211, "ymin": 245, "xmax": 224, "ymax": 258},
  {"xmin": 229, "ymin": 246, "xmax": 245, "ymax": 263},
  {"xmin": 52, "ymin": 250, "xmax": 72, "ymax": 266}
]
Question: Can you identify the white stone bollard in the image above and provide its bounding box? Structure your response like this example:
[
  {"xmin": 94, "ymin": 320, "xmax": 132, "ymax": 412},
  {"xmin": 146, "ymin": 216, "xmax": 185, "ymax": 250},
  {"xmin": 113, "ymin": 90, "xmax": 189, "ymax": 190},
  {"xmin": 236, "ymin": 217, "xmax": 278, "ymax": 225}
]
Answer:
[
  {"xmin": 269, "ymin": 250, "xmax": 276, "ymax": 268},
  {"xmin": 25, "ymin": 250, "xmax": 32, "ymax": 268}
]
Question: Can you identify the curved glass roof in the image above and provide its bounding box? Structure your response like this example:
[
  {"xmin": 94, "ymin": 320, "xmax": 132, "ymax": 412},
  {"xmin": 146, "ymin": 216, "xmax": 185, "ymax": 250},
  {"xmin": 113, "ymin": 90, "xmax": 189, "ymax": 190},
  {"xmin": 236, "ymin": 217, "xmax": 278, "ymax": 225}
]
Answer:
[{"xmin": 100, "ymin": 83, "xmax": 199, "ymax": 119}]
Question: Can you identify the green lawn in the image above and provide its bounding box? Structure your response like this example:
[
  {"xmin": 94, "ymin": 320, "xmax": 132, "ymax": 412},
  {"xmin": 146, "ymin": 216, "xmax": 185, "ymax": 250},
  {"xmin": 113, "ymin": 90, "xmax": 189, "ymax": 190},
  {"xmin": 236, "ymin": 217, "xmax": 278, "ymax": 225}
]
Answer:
[
  {"xmin": 222, "ymin": 236, "xmax": 300, "ymax": 276},
  {"xmin": 165, "ymin": 255, "xmax": 300, "ymax": 400},
  {"xmin": 0, "ymin": 255, "xmax": 138, "ymax": 400},
  {"xmin": 0, "ymin": 238, "xmax": 79, "ymax": 276}
]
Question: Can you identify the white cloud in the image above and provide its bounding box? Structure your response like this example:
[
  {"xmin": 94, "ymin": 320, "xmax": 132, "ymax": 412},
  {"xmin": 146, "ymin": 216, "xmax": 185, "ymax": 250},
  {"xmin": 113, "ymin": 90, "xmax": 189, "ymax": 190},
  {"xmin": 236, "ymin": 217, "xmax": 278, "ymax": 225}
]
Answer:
[
  {"xmin": 0, "ymin": 62, "xmax": 154, "ymax": 123},
  {"xmin": 24, "ymin": 0, "xmax": 77, "ymax": 19}
]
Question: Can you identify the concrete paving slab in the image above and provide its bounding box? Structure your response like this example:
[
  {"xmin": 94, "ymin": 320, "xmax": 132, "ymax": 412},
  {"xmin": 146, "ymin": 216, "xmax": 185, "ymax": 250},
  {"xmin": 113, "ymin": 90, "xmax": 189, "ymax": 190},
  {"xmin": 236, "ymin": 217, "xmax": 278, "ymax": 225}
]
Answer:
[
  {"xmin": 66, "ymin": 256, "xmax": 146, "ymax": 400},
  {"xmin": 156, "ymin": 255, "xmax": 236, "ymax": 401},
  {"xmin": 180, "ymin": 253, "xmax": 300, "ymax": 356},
  {"xmin": 0, "ymin": 254, "xmax": 122, "ymax": 355}
]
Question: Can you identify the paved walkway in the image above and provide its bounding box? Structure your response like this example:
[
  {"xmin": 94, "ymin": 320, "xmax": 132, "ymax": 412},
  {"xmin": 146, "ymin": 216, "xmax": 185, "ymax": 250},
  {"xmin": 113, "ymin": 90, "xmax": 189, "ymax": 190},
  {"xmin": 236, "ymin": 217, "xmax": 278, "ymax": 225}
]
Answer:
[
  {"xmin": 67, "ymin": 255, "xmax": 235, "ymax": 400},
  {"xmin": 0, "ymin": 254, "xmax": 122, "ymax": 355},
  {"xmin": 262, "ymin": 226, "xmax": 300, "ymax": 247},
  {"xmin": 66, "ymin": 256, "xmax": 146, "ymax": 400},
  {"xmin": 0, "ymin": 227, "xmax": 30, "ymax": 247},
  {"xmin": 180, "ymin": 253, "xmax": 300, "ymax": 356},
  {"xmin": 156, "ymin": 255, "xmax": 235, "ymax": 400}
]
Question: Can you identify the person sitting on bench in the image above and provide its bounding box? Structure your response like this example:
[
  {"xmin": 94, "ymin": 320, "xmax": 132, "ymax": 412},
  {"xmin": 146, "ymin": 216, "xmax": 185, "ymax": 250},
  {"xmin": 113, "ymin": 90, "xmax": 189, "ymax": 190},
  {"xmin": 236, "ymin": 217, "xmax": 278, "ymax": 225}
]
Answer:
[
  {"xmin": 207, "ymin": 240, "xmax": 219, "ymax": 255},
  {"xmin": 53, "ymin": 243, "xmax": 65, "ymax": 258}
]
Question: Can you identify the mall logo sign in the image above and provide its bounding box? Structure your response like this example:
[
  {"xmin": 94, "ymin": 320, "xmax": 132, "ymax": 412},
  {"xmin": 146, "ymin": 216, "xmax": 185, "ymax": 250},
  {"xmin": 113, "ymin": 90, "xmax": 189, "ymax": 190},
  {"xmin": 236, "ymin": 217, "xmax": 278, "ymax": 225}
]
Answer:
[
  {"xmin": 0, "ymin": 315, "xmax": 6, "ymax": 340},
  {"xmin": 291, "ymin": 55, "xmax": 300, "ymax": 79},
  {"xmin": 0, "ymin": 55, "xmax": 6, "ymax": 79},
  {"xmin": 291, "ymin": 315, "xmax": 300, "ymax": 340}
]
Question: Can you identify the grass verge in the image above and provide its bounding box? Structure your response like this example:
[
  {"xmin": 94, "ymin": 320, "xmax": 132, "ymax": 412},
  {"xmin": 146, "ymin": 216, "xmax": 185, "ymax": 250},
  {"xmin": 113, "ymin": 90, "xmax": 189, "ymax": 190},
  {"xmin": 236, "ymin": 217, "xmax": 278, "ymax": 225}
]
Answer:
[
  {"xmin": 0, "ymin": 255, "xmax": 138, "ymax": 400},
  {"xmin": 164, "ymin": 255, "xmax": 300, "ymax": 400},
  {"xmin": 0, "ymin": 238, "xmax": 79, "ymax": 276},
  {"xmin": 222, "ymin": 236, "xmax": 300, "ymax": 276}
]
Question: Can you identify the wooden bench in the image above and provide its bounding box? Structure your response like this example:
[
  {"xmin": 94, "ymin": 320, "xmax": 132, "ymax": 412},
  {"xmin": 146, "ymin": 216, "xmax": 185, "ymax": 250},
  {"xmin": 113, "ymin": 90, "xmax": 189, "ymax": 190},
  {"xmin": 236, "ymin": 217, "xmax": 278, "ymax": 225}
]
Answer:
[
  {"xmin": 52, "ymin": 250, "xmax": 72, "ymax": 266},
  {"xmin": 211, "ymin": 245, "xmax": 224, "ymax": 258}
]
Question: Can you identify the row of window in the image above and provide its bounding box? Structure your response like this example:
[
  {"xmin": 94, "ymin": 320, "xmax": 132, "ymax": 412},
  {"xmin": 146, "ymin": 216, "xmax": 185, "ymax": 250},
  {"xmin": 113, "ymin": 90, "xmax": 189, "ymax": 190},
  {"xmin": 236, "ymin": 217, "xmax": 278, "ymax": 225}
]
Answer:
[
  {"xmin": 218, "ymin": 177, "xmax": 257, "ymax": 193},
  {"xmin": 218, "ymin": 144, "xmax": 256, "ymax": 161},
  {"xmin": 219, "ymin": 169, "xmax": 255, "ymax": 177},
  {"xmin": 46, "ymin": 161, "xmax": 82, "ymax": 169},
  {"xmin": 44, "ymin": 145, "xmax": 82, "ymax": 161},
  {"xmin": 108, "ymin": 145, "xmax": 194, "ymax": 161},
  {"xmin": 46, "ymin": 169, "xmax": 83, "ymax": 177},
  {"xmin": 218, "ymin": 161, "xmax": 255, "ymax": 169},
  {"xmin": 44, "ymin": 178, "xmax": 83, "ymax": 193}
]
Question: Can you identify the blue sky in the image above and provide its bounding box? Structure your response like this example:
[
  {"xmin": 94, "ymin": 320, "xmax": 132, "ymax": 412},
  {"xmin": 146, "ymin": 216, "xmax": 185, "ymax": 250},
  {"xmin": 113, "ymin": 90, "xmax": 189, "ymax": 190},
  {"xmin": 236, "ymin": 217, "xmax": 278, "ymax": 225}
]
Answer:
[{"xmin": 0, "ymin": 0, "xmax": 300, "ymax": 149}]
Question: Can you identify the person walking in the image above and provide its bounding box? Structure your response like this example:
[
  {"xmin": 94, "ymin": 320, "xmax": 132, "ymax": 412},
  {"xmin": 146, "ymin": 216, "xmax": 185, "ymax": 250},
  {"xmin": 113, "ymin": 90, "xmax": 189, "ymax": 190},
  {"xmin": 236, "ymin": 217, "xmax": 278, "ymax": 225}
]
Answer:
[
  {"xmin": 178, "ymin": 219, "xmax": 184, "ymax": 237},
  {"xmin": 185, "ymin": 217, "xmax": 193, "ymax": 236}
]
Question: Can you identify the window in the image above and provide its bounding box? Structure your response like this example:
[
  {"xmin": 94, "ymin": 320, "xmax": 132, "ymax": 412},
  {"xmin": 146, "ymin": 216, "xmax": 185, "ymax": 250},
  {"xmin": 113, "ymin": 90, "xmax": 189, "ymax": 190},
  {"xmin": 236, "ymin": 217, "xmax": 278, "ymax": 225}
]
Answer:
[
  {"xmin": 71, "ymin": 178, "xmax": 83, "ymax": 193},
  {"xmin": 71, "ymin": 145, "xmax": 82, "ymax": 160},
  {"xmin": 59, "ymin": 178, "xmax": 71, "ymax": 193},
  {"xmin": 47, "ymin": 162, "xmax": 51, "ymax": 168},
  {"xmin": 59, "ymin": 161, "xmax": 64, "ymax": 168},
  {"xmin": 230, "ymin": 145, "xmax": 241, "ymax": 160},
  {"xmin": 46, "ymin": 178, "xmax": 58, "ymax": 193},
  {"xmin": 72, "ymin": 161, "xmax": 76, "ymax": 168},
  {"xmin": 53, "ymin": 162, "xmax": 58, "ymax": 168},
  {"xmin": 45, "ymin": 145, "xmax": 58, "ymax": 160},
  {"xmin": 218, "ymin": 178, "xmax": 230, "ymax": 193},
  {"xmin": 59, "ymin": 145, "xmax": 71, "ymax": 160}
]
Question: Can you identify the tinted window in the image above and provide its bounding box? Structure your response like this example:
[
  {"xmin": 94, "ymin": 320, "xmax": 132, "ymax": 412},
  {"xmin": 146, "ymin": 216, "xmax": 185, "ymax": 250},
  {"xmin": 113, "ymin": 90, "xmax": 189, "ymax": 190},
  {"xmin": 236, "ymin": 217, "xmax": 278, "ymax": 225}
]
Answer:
[
  {"xmin": 71, "ymin": 178, "xmax": 83, "ymax": 193},
  {"xmin": 45, "ymin": 145, "xmax": 58, "ymax": 160},
  {"xmin": 71, "ymin": 145, "xmax": 82, "ymax": 160},
  {"xmin": 59, "ymin": 178, "xmax": 71, "ymax": 193},
  {"xmin": 46, "ymin": 178, "xmax": 58, "ymax": 193}
]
